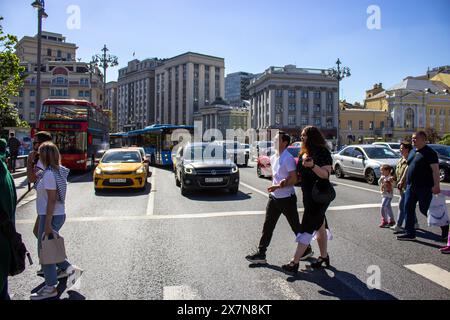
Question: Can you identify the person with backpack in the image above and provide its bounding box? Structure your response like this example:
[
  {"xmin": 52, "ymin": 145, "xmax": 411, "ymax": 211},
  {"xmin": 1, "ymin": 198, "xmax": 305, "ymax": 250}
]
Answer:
[
  {"xmin": 30, "ymin": 141, "xmax": 79, "ymax": 300},
  {"xmin": 0, "ymin": 138, "xmax": 17, "ymax": 300}
]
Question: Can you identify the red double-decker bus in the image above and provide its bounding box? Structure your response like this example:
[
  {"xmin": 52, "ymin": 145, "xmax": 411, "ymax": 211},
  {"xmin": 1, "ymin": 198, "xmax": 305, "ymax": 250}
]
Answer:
[{"xmin": 38, "ymin": 99, "xmax": 110, "ymax": 171}]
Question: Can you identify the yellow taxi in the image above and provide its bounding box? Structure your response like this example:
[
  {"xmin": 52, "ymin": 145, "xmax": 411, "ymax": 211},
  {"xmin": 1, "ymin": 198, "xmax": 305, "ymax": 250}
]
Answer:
[{"xmin": 94, "ymin": 149, "xmax": 148, "ymax": 191}]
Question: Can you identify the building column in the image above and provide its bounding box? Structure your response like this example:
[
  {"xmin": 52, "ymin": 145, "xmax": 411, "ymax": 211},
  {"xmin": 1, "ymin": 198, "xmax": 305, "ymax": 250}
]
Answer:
[
  {"xmin": 209, "ymin": 66, "xmax": 215, "ymax": 103},
  {"xmin": 296, "ymin": 89, "xmax": 301, "ymax": 127},
  {"xmin": 263, "ymin": 90, "xmax": 267, "ymax": 128},
  {"xmin": 308, "ymin": 89, "xmax": 314, "ymax": 126},
  {"xmin": 186, "ymin": 63, "xmax": 194, "ymax": 125},
  {"xmin": 199, "ymin": 64, "xmax": 205, "ymax": 108},
  {"xmin": 282, "ymin": 89, "xmax": 288, "ymax": 127},
  {"xmin": 269, "ymin": 89, "xmax": 275, "ymax": 127},
  {"xmin": 321, "ymin": 90, "xmax": 327, "ymax": 129}
]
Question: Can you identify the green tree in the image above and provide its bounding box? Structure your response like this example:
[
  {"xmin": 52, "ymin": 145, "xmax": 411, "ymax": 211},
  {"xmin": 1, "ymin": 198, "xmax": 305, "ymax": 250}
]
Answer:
[
  {"xmin": 0, "ymin": 16, "xmax": 26, "ymax": 129},
  {"xmin": 439, "ymin": 133, "xmax": 450, "ymax": 146}
]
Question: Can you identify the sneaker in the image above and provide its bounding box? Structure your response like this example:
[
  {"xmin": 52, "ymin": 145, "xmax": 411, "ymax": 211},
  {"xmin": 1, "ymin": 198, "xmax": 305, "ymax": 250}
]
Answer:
[
  {"xmin": 397, "ymin": 234, "xmax": 416, "ymax": 241},
  {"xmin": 387, "ymin": 221, "xmax": 396, "ymax": 227},
  {"xmin": 30, "ymin": 285, "xmax": 58, "ymax": 301},
  {"xmin": 439, "ymin": 246, "xmax": 450, "ymax": 254},
  {"xmin": 379, "ymin": 221, "xmax": 389, "ymax": 228},
  {"xmin": 57, "ymin": 265, "xmax": 76, "ymax": 279},
  {"xmin": 390, "ymin": 224, "xmax": 404, "ymax": 232},
  {"xmin": 245, "ymin": 250, "xmax": 267, "ymax": 264},
  {"xmin": 300, "ymin": 245, "xmax": 314, "ymax": 261}
]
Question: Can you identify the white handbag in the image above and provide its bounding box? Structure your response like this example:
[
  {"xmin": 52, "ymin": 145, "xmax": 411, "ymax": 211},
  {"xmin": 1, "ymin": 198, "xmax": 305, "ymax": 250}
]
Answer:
[
  {"xmin": 39, "ymin": 232, "xmax": 67, "ymax": 265},
  {"xmin": 427, "ymin": 194, "xmax": 450, "ymax": 227}
]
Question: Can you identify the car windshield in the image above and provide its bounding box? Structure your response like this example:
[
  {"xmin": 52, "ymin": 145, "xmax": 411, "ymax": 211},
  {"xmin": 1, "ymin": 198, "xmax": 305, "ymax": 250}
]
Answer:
[
  {"xmin": 431, "ymin": 145, "xmax": 450, "ymax": 157},
  {"xmin": 388, "ymin": 143, "xmax": 400, "ymax": 150},
  {"xmin": 186, "ymin": 145, "xmax": 227, "ymax": 160},
  {"xmin": 102, "ymin": 151, "xmax": 141, "ymax": 163},
  {"xmin": 363, "ymin": 147, "xmax": 399, "ymax": 159},
  {"xmin": 287, "ymin": 147, "xmax": 301, "ymax": 158}
]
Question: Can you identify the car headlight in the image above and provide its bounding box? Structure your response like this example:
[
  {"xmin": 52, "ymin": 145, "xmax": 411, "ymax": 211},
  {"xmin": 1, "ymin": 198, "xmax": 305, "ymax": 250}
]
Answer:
[
  {"xmin": 135, "ymin": 166, "xmax": 145, "ymax": 174},
  {"xmin": 95, "ymin": 167, "xmax": 102, "ymax": 175},
  {"xmin": 231, "ymin": 166, "xmax": 239, "ymax": 173},
  {"xmin": 184, "ymin": 165, "xmax": 195, "ymax": 174}
]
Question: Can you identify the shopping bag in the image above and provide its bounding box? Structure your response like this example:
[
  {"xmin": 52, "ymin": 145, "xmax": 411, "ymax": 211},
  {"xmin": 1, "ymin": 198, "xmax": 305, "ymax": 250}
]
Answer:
[
  {"xmin": 39, "ymin": 232, "xmax": 67, "ymax": 265},
  {"xmin": 427, "ymin": 194, "xmax": 450, "ymax": 227}
]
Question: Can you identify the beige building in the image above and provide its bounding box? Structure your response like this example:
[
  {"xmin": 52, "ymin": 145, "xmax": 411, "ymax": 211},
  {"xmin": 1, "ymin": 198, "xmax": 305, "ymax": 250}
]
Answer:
[
  {"xmin": 248, "ymin": 65, "xmax": 338, "ymax": 140},
  {"xmin": 155, "ymin": 52, "xmax": 225, "ymax": 126},
  {"xmin": 117, "ymin": 58, "xmax": 164, "ymax": 132},
  {"xmin": 340, "ymin": 102, "xmax": 389, "ymax": 144},
  {"xmin": 12, "ymin": 31, "xmax": 103, "ymax": 126},
  {"xmin": 193, "ymin": 102, "xmax": 249, "ymax": 139},
  {"xmin": 364, "ymin": 70, "xmax": 450, "ymax": 140}
]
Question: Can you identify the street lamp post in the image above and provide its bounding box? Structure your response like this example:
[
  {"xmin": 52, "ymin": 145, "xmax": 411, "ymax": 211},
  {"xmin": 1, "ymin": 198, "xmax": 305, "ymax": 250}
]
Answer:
[
  {"xmin": 93, "ymin": 45, "xmax": 118, "ymax": 109},
  {"xmin": 31, "ymin": 0, "xmax": 48, "ymax": 127},
  {"xmin": 327, "ymin": 58, "xmax": 351, "ymax": 149}
]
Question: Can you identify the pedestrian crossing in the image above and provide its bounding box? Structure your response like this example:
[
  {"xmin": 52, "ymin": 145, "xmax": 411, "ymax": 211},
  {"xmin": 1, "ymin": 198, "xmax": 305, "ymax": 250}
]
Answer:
[{"xmin": 404, "ymin": 263, "xmax": 450, "ymax": 291}]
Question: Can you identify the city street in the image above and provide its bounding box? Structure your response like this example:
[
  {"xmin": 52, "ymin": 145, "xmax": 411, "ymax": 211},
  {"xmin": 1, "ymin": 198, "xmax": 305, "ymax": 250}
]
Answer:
[{"xmin": 8, "ymin": 161, "xmax": 450, "ymax": 300}]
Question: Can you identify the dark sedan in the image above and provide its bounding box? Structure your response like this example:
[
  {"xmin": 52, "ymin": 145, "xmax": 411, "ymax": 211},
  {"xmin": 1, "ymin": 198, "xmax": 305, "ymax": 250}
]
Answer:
[
  {"xmin": 429, "ymin": 144, "xmax": 450, "ymax": 182},
  {"xmin": 174, "ymin": 142, "xmax": 240, "ymax": 196}
]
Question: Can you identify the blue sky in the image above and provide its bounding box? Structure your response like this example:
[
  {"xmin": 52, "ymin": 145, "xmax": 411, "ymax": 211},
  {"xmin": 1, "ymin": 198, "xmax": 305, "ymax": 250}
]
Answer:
[{"xmin": 1, "ymin": 0, "xmax": 449, "ymax": 103}]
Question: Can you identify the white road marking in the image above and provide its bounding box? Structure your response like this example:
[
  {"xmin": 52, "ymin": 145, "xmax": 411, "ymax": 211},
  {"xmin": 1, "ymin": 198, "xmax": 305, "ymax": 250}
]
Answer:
[
  {"xmin": 404, "ymin": 263, "xmax": 450, "ymax": 291},
  {"xmin": 15, "ymin": 202, "xmax": 414, "ymax": 224},
  {"xmin": 333, "ymin": 180, "xmax": 401, "ymax": 198},
  {"xmin": 163, "ymin": 285, "xmax": 200, "ymax": 300},
  {"xmin": 146, "ymin": 168, "xmax": 157, "ymax": 215},
  {"xmin": 271, "ymin": 278, "xmax": 303, "ymax": 300},
  {"xmin": 240, "ymin": 182, "xmax": 268, "ymax": 197}
]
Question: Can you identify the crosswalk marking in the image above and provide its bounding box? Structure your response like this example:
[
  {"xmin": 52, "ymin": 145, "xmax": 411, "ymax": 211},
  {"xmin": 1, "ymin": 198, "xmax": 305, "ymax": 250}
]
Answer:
[
  {"xmin": 404, "ymin": 263, "xmax": 450, "ymax": 290},
  {"xmin": 271, "ymin": 277, "xmax": 303, "ymax": 300},
  {"xmin": 163, "ymin": 285, "xmax": 201, "ymax": 300}
]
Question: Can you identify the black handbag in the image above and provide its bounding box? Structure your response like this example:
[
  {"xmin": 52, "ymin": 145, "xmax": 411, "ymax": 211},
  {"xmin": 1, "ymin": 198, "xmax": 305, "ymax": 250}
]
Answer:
[
  {"xmin": 0, "ymin": 210, "xmax": 33, "ymax": 276},
  {"xmin": 312, "ymin": 178, "xmax": 336, "ymax": 204}
]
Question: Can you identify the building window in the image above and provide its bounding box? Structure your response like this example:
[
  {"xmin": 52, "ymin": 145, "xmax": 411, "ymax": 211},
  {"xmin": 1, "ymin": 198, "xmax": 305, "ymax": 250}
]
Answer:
[
  {"xmin": 275, "ymin": 103, "xmax": 282, "ymax": 113},
  {"xmin": 30, "ymin": 101, "xmax": 35, "ymax": 110},
  {"xmin": 288, "ymin": 115, "xmax": 296, "ymax": 125},
  {"xmin": 30, "ymin": 112, "xmax": 35, "ymax": 120},
  {"xmin": 47, "ymin": 48, "xmax": 52, "ymax": 56},
  {"xmin": 275, "ymin": 114, "xmax": 281, "ymax": 125},
  {"xmin": 348, "ymin": 120, "xmax": 352, "ymax": 130},
  {"xmin": 327, "ymin": 92, "xmax": 333, "ymax": 100},
  {"xmin": 326, "ymin": 104, "xmax": 333, "ymax": 113},
  {"xmin": 79, "ymin": 90, "xmax": 84, "ymax": 97},
  {"xmin": 302, "ymin": 91, "xmax": 308, "ymax": 99},
  {"xmin": 301, "ymin": 104, "xmax": 308, "ymax": 113},
  {"xmin": 314, "ymin": 104, "xmax": 321, "ymax": 112},
  {"xmin": 380, "ymin": 121, "xmax": 384, "ymax": 129},
  {"xmin": 67, "ymin": 53, "xmax": 72, "ymax": 60},
  {"xmin": 369, "ymin": 121, "xmax": 374, "ymax": 130},
  {"xmin": 19, "ymin": 90, "xmax": 23, "ymax": 97},
  {"xmin": 275, "ymin": 89, "xmax": 283, "ymax": 97},
  {"xmin": 326, "ymin": 119, "xmax": 333, "ymax": 128},
  {"xmin": 57, "ymin": 50, "xmax": 62, "ymax": 58},
  {"xmin": 30, "ymin": 90, "xmax": 35, "ymax": 97},
  {"xmin": 301, "ymin": 118, "xmax": 308, "ymax": 126},
  {"xmin": 405, "ymin": 108, "xmax": 415, "ymax": 129},
  {"xmin": 359, "ymin": 120, "xmax": 363, "ymax": 130},
  {"xmin": 288, "ymin": 90, "xmax": 296, "ymax": 98},
  {"xmin": 288, "ymin": 103, "xmax": 296, "ymax": 112},
  {"xmin": 314, "ymin": 91, "xmax": 321, "ymax": 99},
  {"xmin": 314, "ymin": 118, "xmax": 321, "ymax": 126},
  {"xmin": 85, "ymin": 91, "xmax": 90, "ymax": 97}
]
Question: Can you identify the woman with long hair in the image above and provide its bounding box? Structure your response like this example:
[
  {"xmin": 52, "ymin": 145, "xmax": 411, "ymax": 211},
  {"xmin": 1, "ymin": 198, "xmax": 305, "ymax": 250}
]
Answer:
[
  {"xmin": 282, "ymin": 126, "xmax": 333, "ymax": 274},
  {"xmin": 30, "ymin": 142, "xmax": 75, "ymax": 300}
]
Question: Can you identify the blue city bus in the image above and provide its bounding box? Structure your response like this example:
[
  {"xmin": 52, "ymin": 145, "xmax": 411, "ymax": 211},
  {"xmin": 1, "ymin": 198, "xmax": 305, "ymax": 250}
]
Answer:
[
  {"xmin": 124, "ymin": 124, "xmax": 194, "ymax": 166},
  {"xmin": 109, "ymin": 132, "xmax": 128, "ymax": 148}
]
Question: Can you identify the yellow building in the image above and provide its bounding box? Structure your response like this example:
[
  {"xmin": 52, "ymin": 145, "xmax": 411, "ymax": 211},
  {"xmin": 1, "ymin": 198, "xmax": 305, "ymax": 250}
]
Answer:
[
  {"xmin": 340, "ymin": 103, "xmax": 389, "ymax": 144},
  {"xmin": 363, "ymin": 69, "xmax": 450, "ymax": 141}
]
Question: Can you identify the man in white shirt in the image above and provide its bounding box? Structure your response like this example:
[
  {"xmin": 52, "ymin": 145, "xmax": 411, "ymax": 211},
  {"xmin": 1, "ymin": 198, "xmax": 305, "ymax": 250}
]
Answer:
[{"xmin": 246, "ymin": 132, "xmax": 313, "ymax": 264}]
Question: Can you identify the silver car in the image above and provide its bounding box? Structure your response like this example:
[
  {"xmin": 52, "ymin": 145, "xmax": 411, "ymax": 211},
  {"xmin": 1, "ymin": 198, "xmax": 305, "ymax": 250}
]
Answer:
[{"xmin": 333, "ymin": 145, "xmax": 400, "ymax": 185}]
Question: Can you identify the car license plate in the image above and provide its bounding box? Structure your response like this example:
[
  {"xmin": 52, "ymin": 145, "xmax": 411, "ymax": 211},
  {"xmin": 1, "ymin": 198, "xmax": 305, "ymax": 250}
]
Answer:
[
  {"xmin": 109, "ymin": 178, "xmax": 126, "ymax": 183},
  {"xmin": 205, "ymin": 177, "xmax": 223, "ymax": 183}
]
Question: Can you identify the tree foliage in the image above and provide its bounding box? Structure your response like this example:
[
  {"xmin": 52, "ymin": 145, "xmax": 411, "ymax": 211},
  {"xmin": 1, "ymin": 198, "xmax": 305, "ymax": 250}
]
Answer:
[
  {"xmin": 439, "ymin": 133, "xmax": 450, "ymax": 146},
  {"xmin": 424, "ymin": 127, "xmax": 440, "ymax": 144},
  {"xmin": 0, "ymin": 16, "xmax": 26, "ymax": 128}
]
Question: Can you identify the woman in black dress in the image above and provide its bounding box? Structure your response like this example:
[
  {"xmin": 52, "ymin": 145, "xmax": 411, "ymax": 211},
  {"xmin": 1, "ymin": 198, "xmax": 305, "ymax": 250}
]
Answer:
[{"xmin": 282, "ymin": 126, "xmax": 333, "ymax": 274}]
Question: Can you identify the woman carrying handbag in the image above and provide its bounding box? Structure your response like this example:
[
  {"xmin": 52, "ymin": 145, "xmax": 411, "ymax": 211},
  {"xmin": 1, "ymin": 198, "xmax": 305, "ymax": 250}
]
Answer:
[
  {"xmin": 282, "ymin": 126, "xmax": 334, "ymax": 274},
  {"xmin": 30, "ymin": 142, "xmax": 78, "ymax": 300}
]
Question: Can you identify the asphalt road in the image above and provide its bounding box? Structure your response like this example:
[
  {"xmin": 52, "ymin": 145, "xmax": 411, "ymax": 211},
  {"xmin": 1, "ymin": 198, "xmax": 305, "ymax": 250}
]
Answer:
[{"xmin": 9, "ymin": 161, "xmax": 450, "ymax": 300}]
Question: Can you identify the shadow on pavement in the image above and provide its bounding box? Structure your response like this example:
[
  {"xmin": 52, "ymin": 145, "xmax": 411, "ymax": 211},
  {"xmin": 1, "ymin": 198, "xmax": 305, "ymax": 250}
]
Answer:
[
  {"xmin": 249, "ymin": 262, "xmax": 397, "ymax": 300},
  {"xmin": 184, "ymin": 190, "xmax": 252, "ymax": 202}
]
